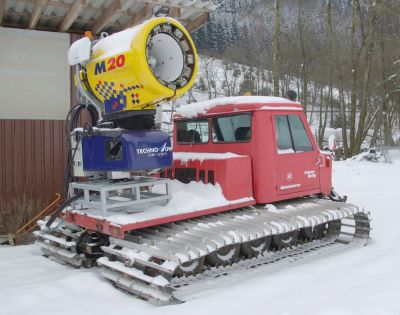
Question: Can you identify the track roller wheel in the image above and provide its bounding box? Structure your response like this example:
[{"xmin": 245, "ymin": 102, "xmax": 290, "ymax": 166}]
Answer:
[
  {"xmin": 299, "ymin": 224, "xmax": 326, "ymax": 241},
  {"xmin": 326, "ymin": 220, "xmax": 341, "ymax": 237},
  {"xmin": 299, "ymin": 227, "xmax": 313, "ymax": 241},
  {"xmin": 241, "ymin": 236, "xmax": 271, "ymax": 258},
  {"xmin": 271, "ymin": 230, "xmax": 298, "ymax": 250},
  {"xmin": 312, "ymin": 224, "xmax": 327, "ymax": 239},
  {"xmin": 206, "ymin": 244, "xmax": 240, "ymax": 267},
  {"xmin": 174, "ymin": 257, "xmax": 205, "ymax": 277},
  {"xmin": 75, "ymin": 231, "xmax": 109, "ymax": 267}
]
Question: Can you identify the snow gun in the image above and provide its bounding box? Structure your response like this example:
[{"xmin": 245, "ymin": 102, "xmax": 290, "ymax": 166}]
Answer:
[{"xmin": 68, "ymin": 16, "xmax": 197, "ymax": 129}]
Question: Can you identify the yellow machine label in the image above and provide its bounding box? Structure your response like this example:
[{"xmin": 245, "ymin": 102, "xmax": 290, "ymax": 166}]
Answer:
[{"xmin": 94, "ymin": 54, "xmax": 126, "ymax": 75}]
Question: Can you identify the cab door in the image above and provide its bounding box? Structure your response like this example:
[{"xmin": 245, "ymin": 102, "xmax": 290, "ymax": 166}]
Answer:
[{"xmin": 273, "ymin": 114, "xmax": 320, "ymax": 196}]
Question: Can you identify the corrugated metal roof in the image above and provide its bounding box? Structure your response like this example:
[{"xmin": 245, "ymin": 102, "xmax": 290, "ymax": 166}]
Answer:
[{"xmin": 0, "ymin": 0, "xmax": 216, "ymax": 34}]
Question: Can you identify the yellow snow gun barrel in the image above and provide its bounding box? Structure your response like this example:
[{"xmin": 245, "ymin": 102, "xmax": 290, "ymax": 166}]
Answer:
[{"xmin": 69, "ymin": 17, "xmax": 198, "ymax": 129}]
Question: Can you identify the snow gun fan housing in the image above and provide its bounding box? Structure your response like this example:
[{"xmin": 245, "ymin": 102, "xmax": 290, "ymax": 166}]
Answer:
[{"xmin": 69, "ymin": 17, "xmax": 198, "ymax": 130}]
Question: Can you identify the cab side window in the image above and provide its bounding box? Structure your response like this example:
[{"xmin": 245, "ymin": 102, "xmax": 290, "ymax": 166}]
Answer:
[
  {"xmin": 176, "ymin": 119, "xmax": 209, "ymax": 144},
  {"xmin": 275, "ymin": 115, "xmax": 294, "ymax": 153},
  {"xmin": 212, "ymin": 114, "xmax": 251, "ymax": 143},
  {"xmin": 288, "ymin": 115, "xmax": 313, "ymax": 152},
  {"xmin": 274, "ymin": 115, "xmax": 313, "ymax": 153}
]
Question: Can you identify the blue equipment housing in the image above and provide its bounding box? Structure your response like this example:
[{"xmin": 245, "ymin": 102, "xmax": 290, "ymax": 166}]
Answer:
[{"xmin": 81, "ymin": 129, "xmax": 172, "ymax": 172}]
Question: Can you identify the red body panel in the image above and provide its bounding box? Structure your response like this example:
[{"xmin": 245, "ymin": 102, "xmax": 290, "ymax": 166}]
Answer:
[
  {"xmin": 319, "ymin": 152, "xmax": 334, "ymax": 195},
  {"xmin": 170, "ymin": 155, "xmax": 253, "ymax": 201},
  {"xmin": 173, "ymin": 101, "xmax": 332, "ymax": 203},
  {"xmin": 272, "ymin": 113, "xmax": 321, "ymax": 197},
  {"xmin": 64, "ymin": 99, "xmax": 332, "ymax": 238},
  {"xmin": 62, "ymin": 200, "xmax": 254, "ymax": 239}
]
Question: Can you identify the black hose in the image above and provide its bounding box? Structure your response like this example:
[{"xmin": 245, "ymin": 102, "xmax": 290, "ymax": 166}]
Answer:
[
  {"xmin": 50, "ymin": 104, "xmax": 99, "ymax": 227},
  {"xmin": 63, "ymin": 104, "xmax": 99, "ymax": 198},
  {"xmin": 46, "ymin": 192, "xmax": 84, "ymax": 228}
]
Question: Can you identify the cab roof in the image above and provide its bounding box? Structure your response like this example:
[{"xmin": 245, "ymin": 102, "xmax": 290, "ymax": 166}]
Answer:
[{"xmin": 175, "ymin": 96, "xmax": 303, "ymax": 119}]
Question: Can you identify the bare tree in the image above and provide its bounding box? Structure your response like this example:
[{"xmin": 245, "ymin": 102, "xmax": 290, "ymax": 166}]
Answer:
[
  {"xmin": 353, "ymin": 1, "xmax": 381, "ymax": 154},
  {"xmin": 349, "ymin": 0, "xmax": 358, "ymax": 149},
  {"xmin": 326, "ymin": 0, "xmax": 350, "ymax": 157},
  {"xmin": 198, "ymin": 0, "xmax": 400, "ymax": 153},
  {"xmin": 221, "ymin": 60, "xmax": 241, "ymax": 96},
  {"xmin": 273, "ymin": 0, "xmax": 281, "ymax": 96},
  {"xmin": 297, "ymin": 0, "xmax": 308, "ymax": 115},
  {"xmin": 203, "ymin": 58, "xmax": 220, "ymax": 99}
]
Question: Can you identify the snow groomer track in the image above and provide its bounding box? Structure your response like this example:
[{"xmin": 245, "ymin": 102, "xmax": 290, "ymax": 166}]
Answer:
[{"xmin": 98, "ymin": 198, "xmax": 371, "ymax": 305}]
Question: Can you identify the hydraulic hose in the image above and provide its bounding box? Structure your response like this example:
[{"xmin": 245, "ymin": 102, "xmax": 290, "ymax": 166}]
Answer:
[
  {"xmin": 46, "ymin": 192, "xmax": 84, "ymax": 228},
  {"xmin": 63, "ymin": 104, "xmax": 99, "ymax": 198}
]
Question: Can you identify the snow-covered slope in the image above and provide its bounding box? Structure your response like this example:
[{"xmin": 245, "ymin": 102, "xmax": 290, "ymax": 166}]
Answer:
[{"xmin": 1, "ymin": 160, "xmax": 400, "ymax": 315}]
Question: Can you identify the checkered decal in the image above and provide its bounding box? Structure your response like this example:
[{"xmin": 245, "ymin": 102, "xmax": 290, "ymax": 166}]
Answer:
[{"xmin": 95, "ymin": 81, "xmax": 143, "ymax": 113}]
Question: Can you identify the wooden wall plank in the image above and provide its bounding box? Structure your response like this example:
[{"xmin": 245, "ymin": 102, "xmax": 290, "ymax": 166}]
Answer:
[{"xmin": 0, "ymin": 119, "xmax": 67, "ymax": 213}]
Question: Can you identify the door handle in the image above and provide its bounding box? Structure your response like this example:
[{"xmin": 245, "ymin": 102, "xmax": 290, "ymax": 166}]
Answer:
[{"xmin": 315, "ymin": 156, "xmax": 322, "ymax": 166}]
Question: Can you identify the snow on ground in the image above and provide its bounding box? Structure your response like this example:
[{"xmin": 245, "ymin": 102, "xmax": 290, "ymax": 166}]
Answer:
[{"xmin": 1, "ymin": 160, "xmax": 400, "ymax": 315}]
